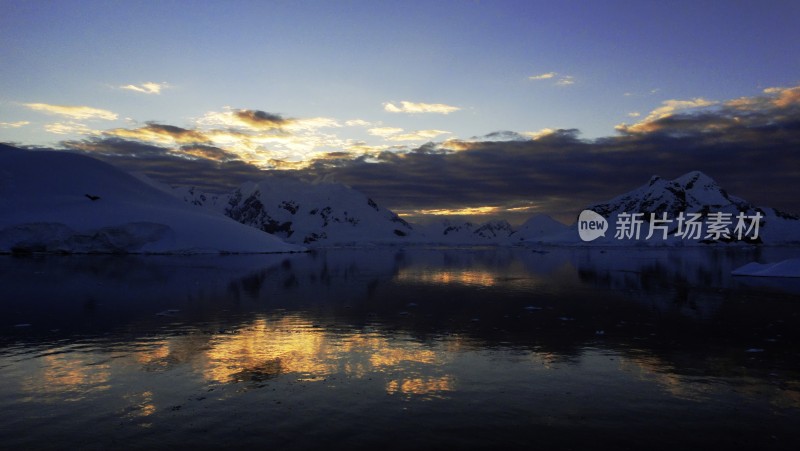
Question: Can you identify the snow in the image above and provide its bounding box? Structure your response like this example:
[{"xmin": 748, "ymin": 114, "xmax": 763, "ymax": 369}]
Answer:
[
  {"xmin": 731, "ymin": 258, "xmax": 800, "ymax": 278},
  {"xmin": 4, "ymin": 142, "xmax": 796, "ymax": 253},
  {"xmin": 0, "ymin": 147, "xmax": 303, "ymax": 254},
  {"xmin": 537, "ymin": 171, "xmax": 800, "ymax": 247},
  {"xmin": 511, "ymin": 214, "xmax": 568, "ymax": 243},
  {"xmin": 177, "ymin": 176, "xmax": 417, "ymax": 246}
]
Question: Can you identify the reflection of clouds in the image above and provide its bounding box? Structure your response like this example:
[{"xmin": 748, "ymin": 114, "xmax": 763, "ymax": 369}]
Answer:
[
  {"xmin": 620, "ymin": 354, "xmax": 713, "ymax": 403},
  {"xmin": 201, "ymin": 318, "xmax": 335, "ymax": 383},
  {"xmin": 21, "ymin": 351, "xmax": 111, "ymax": 401},
  {"xmin": 386, "ymin": 376, "xmax": 454, "ymax": 399},
  {"xmin": 122, "ymin": 390, "xmax": 157, "ymax": 422},
  {"xmin": 396, "ymin": 268, "xmax": 498, "ymax": 287},
  {"xmin": 621, "ymin": 353, "xmax": 800, "ymax": 409},
  {"xmin": 194, "ymin": 315, "xmax": 454, "ymax": 399}
]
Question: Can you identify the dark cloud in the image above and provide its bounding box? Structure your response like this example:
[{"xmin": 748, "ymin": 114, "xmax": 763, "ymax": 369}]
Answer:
[
  {"xmin": 23, "ymin": 86, "xmax": 800, "ymax": 225},
  {"xmin": 233, "ymin": 110, "xmax": 292, "ymax": 129},
  {"xmin": 61, "ymin": 138, "xmax": 267, "ymax": 192},
  {"xmin": 293, "ymin": 99, "xmax": 800, "ymax": 223},
  {"xmin": 103, "ymin": 122, "xmax": 211, "ymax": 144},
  {"xmin": 179, "ymin": 144, "xmax": 239, "ymax": 161}
]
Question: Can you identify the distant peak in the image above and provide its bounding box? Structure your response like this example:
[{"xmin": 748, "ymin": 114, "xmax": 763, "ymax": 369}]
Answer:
[
  {"xmin": 674, "ymin": 170, "xmax": 716, "ymax": 189},
  {"xmin": 648, "ymin": 175, "xmax": 661, "ymax": 186}
]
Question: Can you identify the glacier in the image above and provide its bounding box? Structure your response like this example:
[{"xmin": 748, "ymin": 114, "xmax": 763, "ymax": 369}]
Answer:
[{"xmin": 0, "ymin": 146, "xmax": 303, "ymax": 254}]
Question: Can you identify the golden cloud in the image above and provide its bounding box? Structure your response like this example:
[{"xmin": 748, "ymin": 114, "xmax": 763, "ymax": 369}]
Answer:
[
  {"xmin": 766, "ymin": 85, "xmax": 800, "ymax": 108},
  {"xmin": 44, "ymin": 121, "xmax": 94, "ymax": 135},
  {"xmin": 345, "ymin": 119, "xmax": 372, "ymax": 127},
  {"xmin": 383, "ymin": 101, "xmax": 461, "ymax": 114},
  {"xmin": 615, "ymin": 98, "xmax": 716, "ymax": 134},
  {"xmin": 0, "ymin": 120, "xmax": 30, "ymax": 128},
  {"xmin": 23, "ymin": 103, "xmax": 118, "ymax": 121},
  {"xmin": 105, "ymin": 123, "xmax": 211, "ymax": 145},
  {"xmin": 522, "ymin": 128, "xmax": 557, "ymax": 140}
]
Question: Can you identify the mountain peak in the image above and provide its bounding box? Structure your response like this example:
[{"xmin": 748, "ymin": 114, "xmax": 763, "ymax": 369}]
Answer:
[
  {"xmin": 674, "ymin": 170, "xmax": 716, "ymax": 190},
  {"xmin": 587, "ymin": 170, "xmax": 751, "ymax": 219}
]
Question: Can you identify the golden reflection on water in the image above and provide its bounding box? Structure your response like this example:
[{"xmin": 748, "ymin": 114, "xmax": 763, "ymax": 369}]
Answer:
[
  {"xmin": 21, "ymin": 351, "xmax": 111, "ymax": 401},
  {"xmin": 201, "ymin": 318, "xmax": 336, "ymax": 383},
  {"xmin": 14, "ymin": 316, "xmax": 799, "ymax": 411},
  {"xmin": 197, "ymin": 316, "xmax": 456, "ymax": 399},
  {"xmin": 396, "ymin": 268, "xmax": 498, "ymax": 287},
  {"xmin": 386, "ymin": 376, "xmax": 454, "ymax": 398}
]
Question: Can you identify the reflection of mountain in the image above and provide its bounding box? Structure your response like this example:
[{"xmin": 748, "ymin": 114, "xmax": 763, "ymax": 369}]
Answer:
[
  {"xmin": 4, "ymin": 249, "xmax": 800, "ymax": 450},
  {"xmin": 4, "ymin": 248, "xmax": 799, "ymax": 361}
]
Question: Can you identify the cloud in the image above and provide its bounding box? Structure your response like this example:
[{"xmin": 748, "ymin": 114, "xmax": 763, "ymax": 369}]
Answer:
[
  {"xmin": 383, "ymin": 101, "xmax": 461, "ymax": 114},
  {"xmin": 23, "ymin": 103, "xmax": 118, "ymax": 120},
  {"xmin": 529, "ymin": 72, "xmax": 557, "ymax": 80},
  {"xmin": 529, "ymin": 72, "xmax": 575, "ymax": 86},
  {"xmin": 233, "ymin": 109, "xmax": 292, "ymax": 129},
  {"xmin": 386, "ymin": 130, "xmax": 450, "ymax": 142},
  {"xmin": 615, "ymin": 98, "xmax": 717, "ymax": 134},
  {"xmin": 179, "ymin": 144, "xmax": 239, "ymax": 162},
  {"xmin": 290, "ymin": 85, "xmax": 800, "ymax": 223},
  {"xmin": 61, "ymin": 137, "xmax": 266, "ymax": 193},
  {"xmin": 345, "ymin": 119, "xmax": 372, "ymax": 127},
  {"xmin": 368, "ymin": 127, "xmax": 405, "ymax": 137},
  {"xmin": 0, "ymin": 121, "xmax": 29, "ymax": 128},
  {"xmin": 199, "ymin": 109, "xmax": 293, "ymax": 131},
  {"xmin": 44, "ymin": 122, "xmax": 94, "ymax": 135},
  {"xmin": 120, "ymin": 82, "xmax": 168, "ymax": 95},
  {"xmin": 367, "ymin": 127, "xmax": 450, "ymax": 141},
  {"xmin": 33, "ymin": 84, "xmax": 800, "ymax": 225},
  {"xmin": 521, "ymin": 128, "xmax": 556, "ymax": 140},
  {"xmin": 104, "ymin": 122, "xmax": 211, "ymax": 145},
  {"xmin": 556, "ymin": 76, "xmax": 575, "ymax": 86},
  {"xmin": 286, "ymin": 117, "xmax": 341, "ymax": 131}
]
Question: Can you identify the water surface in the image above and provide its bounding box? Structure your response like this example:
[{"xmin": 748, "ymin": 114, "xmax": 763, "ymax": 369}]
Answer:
[{"xmin": 1, "ymin": 247, "xmax": 799, "ymax": 450}]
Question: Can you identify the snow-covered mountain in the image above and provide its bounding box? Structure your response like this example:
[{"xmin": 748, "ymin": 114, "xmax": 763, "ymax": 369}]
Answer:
[
  {"xmin": 177, "ymin": 180, "xmax": 537, "ymax": 246},
  {"xmin": 0, "ymin": 146, "xmax": 302, "ymax": 254},
  {"xmin": 590, "ymin": 171, "xmax": 752, "ymax": 219},
  {"xmin": 176, "ymin": 177, "xmax": 417, "ymax": 246},
  {"xmin": 510, "ymin": 214, "xmax": 569, "ymax": 243},
  {"xmin": 415, "ymin": 219, "xmax": 516, "ymax": 245},
  {"xmin": 538, "ymin": 171, "xmax": 800, "ymax": 246}
]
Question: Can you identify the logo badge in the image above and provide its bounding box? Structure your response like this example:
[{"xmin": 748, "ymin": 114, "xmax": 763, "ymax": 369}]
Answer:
[{"xmin": 578, "ymin": 210, "xmax": 608, "ymax": 242}]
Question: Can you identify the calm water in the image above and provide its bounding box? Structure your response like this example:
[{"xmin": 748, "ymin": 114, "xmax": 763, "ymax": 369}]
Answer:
[{"xmin": 1, "ymin": 247, "xmax": 799, "ymax": 450}]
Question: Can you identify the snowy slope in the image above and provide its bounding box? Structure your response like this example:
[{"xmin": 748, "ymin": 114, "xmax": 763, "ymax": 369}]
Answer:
[
  {"xmin": 590, "ymin": 171, "xmax": 753, "ymax": 219},
  {"xmin": 732, "ymin": 259, "xmax": 800, "ymax": 278},
  {"xmin": 415, "ymin": 219, "xmax": 517, "ymax": 245},
  {"xmin": 0, "ymin": 147, "xmax": 302, "ymax": 254},
  {"xmin": 510, "ymin": 214, "xmax": 568, "ymax": 243},
  {"xmin": 177, "ymin": 177, "xmax": 416, "ymax": 246},
  {"xmin": 537, "ymin": 171, "xmax": 800, "ymax": 246}
]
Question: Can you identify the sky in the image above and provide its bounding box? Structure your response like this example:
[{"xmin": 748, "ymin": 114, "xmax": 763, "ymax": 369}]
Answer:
[{"xmin": 1, "ymin": 0, "xmax": 799, "ymax": 224}]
